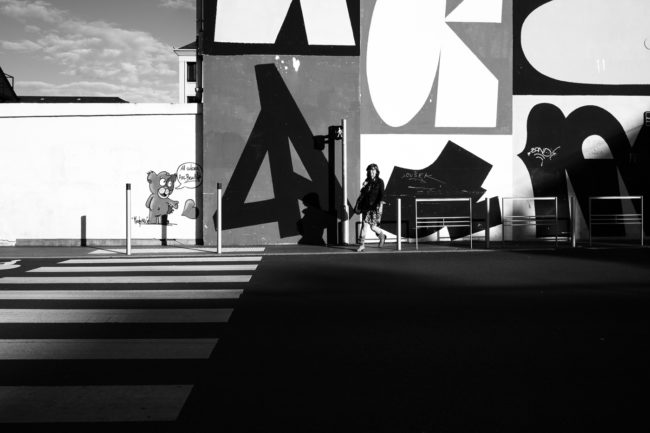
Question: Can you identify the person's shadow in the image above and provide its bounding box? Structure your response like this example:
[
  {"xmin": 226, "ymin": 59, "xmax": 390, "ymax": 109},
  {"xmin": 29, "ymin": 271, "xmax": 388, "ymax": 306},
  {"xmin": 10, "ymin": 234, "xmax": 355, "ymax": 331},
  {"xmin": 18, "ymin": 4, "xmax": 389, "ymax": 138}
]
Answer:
[{"xmin": 297, "ymin": 193, "xmax": 331, "ymax": 246}]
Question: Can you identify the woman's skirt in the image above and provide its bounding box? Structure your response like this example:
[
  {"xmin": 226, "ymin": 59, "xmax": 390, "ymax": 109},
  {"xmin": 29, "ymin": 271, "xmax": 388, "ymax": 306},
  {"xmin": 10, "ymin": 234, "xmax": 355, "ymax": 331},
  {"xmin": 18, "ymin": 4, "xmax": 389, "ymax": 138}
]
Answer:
[{"xmin": 363, "ymin": 209, "xmax": 382, "ymax": 227}]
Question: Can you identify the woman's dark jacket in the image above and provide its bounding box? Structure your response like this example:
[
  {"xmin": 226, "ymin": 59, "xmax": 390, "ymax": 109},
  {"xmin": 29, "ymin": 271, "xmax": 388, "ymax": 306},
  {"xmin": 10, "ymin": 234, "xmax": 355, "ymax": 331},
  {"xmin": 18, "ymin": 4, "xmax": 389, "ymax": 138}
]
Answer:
[{"xmin": 357, "ymin": 178, "xmax": 385, "ymax": 212}]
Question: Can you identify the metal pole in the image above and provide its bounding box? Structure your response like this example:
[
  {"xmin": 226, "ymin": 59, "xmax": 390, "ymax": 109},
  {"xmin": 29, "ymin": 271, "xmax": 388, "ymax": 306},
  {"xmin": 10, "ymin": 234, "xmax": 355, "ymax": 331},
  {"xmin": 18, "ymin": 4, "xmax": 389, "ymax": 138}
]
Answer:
[
  {"xmin": 501, "ymin": 197, "xmax": 505, "ymax": 247},
  {"xmin": 642, "ymin": 196, "xmax": 644, "ymax": 247},
  {"xmin": 341, "ymin": 118, "xmax": 348, "ymax": 245},
  {"xmin": 397, "ymin": 198, "xmax": 402, "ymax": 251},
  {"xmin": 555, "ymin": 196, "xmax": 558, "ymax": 248},
  {"xmin": 126, "ymin": 183, "xmax": 131, "ymax": 256},
  {"xmin": 589, "ymin": 197, "xmax": 591, "ymax": 248},
  {"xmin": 415, "ymin": 199, "xmax": 419, "ymax": 251},
  {"xmin": 571, "ymin": 196, "xmax": 576, "ymax": 248},
  {"xmin": 469, "ymin": 199, "xmax": 473, "ymax": 250},
  {"xmin": 195, "ymin": 0, "xmax": 204, "ymax": 103},
  {"xmin": 486, "ymin": 198, "xmax": 490, "ymax": 249},
  {"xmin": 217, "ymin": 183, "xmax": 222, "ymax": 254}
]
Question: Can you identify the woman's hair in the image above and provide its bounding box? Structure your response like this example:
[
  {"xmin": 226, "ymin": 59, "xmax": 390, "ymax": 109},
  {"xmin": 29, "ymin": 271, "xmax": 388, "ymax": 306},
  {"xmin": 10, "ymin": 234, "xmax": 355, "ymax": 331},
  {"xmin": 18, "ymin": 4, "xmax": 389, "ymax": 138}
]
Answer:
[{"xmin": 366, "ymin": 163, "xmax": 380, "ymax": 178}]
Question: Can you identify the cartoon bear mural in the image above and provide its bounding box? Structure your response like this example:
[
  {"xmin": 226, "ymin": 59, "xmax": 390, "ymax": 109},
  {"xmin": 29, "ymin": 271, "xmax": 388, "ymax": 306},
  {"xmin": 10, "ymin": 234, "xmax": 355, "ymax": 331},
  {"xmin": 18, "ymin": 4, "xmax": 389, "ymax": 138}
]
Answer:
[{"xmin": 145, "ymin": 170, "xmax": 179, "ymax": 224}]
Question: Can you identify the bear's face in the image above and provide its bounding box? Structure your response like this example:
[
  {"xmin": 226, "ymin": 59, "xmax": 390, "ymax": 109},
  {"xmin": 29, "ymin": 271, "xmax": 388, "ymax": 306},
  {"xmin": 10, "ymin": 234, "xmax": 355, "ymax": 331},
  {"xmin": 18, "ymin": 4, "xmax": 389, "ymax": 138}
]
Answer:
[{"xmin": 147, "ymin": 171, "xmax": 178, "ymax": 199}]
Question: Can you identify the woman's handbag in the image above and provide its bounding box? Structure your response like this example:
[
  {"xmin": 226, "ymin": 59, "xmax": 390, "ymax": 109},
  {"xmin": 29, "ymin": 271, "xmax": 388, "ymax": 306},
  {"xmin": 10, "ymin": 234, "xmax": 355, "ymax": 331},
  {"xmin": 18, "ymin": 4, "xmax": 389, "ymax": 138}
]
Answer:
[{"xmin": 353, "ymin": 195, "xmax": 363, "ymax": 215}]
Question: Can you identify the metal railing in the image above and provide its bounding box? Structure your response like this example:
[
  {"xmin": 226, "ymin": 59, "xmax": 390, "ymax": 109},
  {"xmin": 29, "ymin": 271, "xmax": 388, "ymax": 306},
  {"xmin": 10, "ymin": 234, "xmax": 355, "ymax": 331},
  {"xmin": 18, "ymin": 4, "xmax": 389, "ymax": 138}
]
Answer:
[
  {"xmin": 501, "ymin": 197, "xmax": 559, "ymax": 248},
  {"xmin": 415, "ymin": 198, "xmax": 473, "ymax": 250},
  {"xmin": 589, "ymin": 196, "xmax": 644, "ymax": 246}
]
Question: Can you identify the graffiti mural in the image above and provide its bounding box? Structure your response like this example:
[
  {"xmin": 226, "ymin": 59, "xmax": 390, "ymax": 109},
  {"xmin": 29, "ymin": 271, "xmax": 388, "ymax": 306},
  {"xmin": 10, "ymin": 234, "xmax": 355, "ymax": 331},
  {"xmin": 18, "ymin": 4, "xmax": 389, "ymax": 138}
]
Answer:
[
  {"xmin": 514, "ymin": 0, "xmax": 650, "ymax": 95},
  {"xmin": 145, "ymin": 170, "xmax": 179, "ymax": 225},
  {"xmin": 221, "ymin": 64, "xmax": 342, "ymax": 239},
  {"xmin": 517, "ymin": 102, "xmax": 650, "ymax": 236},
  {"xmin": 380, "ymin": 141, "xmax": 502, "ymax": 239},
  {"xmin": 143, "ymin": 163, "xmax": 203, "ymax": 225},
  {"xmin": 202, "ymin": 0, "xmax": 360, "ymax": 56},
  {"xmin": 361, "ymin": 0, "xmax": 512, "ymax": 134}
]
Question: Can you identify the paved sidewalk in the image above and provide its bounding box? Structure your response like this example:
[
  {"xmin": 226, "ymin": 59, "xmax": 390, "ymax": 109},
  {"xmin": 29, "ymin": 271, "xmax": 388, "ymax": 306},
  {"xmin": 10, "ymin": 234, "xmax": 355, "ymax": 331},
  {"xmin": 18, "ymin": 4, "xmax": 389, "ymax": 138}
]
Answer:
[{"xmin": 0, "ymin": 240, "xmax": 643, "ymax": 259}]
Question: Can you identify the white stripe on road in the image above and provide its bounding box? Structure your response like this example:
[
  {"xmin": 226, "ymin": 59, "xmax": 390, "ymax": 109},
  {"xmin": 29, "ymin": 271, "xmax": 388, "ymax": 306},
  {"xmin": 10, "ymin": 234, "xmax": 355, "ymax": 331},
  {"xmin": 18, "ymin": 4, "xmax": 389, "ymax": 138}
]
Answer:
[
  {"xmin": 0, "ymin": 308, "xmax": 233, "ymax": 323},
  {"xmin": 0, "ymin": 289, "xmax": 243, "ymax": 300},
  {"xmin": 61, "ymin": 256, "xmax": 263, "ymax": 264},
  {"xmin": 0, "ymin": 275, "xmax": 251, "ymax": 284},
  {"xmin": 90, "ymin": 247, "xmax": 265, "ymax": 254},
  {"xmin": 29, "ymin": 264, "xmax": 258, "ymax": 273},
  {"xmin": 0, "ymin": 385, "xmax": 192, "ymax": 422},
  {"xmin": 0, "ymin": 338, "xmax": 218, "ymax": 360}
]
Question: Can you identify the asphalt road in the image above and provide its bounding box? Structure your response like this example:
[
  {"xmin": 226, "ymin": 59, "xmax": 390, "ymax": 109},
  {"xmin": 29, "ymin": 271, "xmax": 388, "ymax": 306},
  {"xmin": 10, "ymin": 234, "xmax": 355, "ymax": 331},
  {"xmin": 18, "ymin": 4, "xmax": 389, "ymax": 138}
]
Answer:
[{"xmin": 0, "ymin": 248, "xmax": 649, "ymax": 432}]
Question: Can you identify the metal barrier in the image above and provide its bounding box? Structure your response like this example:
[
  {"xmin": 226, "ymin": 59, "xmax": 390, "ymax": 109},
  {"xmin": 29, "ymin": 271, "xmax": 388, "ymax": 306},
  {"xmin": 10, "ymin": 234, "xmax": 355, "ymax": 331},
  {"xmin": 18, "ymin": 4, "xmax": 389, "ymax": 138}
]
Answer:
[
  {"xmin": 501, "ymin": 197, "xmax": 559, "ymax": 248},
  {"xmin": 415, "ymin": 198, "xmax": 472, "ymax": 250},
  {"xmin": 589, "ymin": 196, "xmax": 644, "ymax": 246}
]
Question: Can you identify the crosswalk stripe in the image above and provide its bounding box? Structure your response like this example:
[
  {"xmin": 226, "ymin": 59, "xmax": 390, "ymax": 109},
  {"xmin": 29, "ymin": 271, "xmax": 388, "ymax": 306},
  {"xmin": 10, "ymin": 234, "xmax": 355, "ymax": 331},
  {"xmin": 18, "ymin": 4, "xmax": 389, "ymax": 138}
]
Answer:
[
  {"xmin": 0, "ymin": 289, "xmax": 243, "ymax": 300},
  {"xmin": 29, "ymin": 264, "xmax": 258, "ymax": 273},
  {"xmin": 90, "ymin": 247, "xmax": 265, "ymax": 255},
  {"xmin": 0, "ymin": 308, "xmax": 233, "ymax": 323},
  {"xmin": 61, "ymin": 256, "xmax": 263, "ymax": 264},
  {"xmin": 0, "ymin": 275, "xmax": 251, "ymax": 284},
  {"xmin": 0, "ymin": 338, "xmax": 218, "ymax": 360},
  {"xmin": 0, "ymin": 385, "xmax": 192, "ymax": 422}
]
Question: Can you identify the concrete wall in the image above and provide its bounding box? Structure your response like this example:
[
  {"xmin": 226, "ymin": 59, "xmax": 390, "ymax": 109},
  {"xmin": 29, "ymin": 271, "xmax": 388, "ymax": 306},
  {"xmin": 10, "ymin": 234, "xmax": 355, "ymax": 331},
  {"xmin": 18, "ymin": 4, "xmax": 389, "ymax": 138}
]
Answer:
[
  {"xmin": 202, "ymin": 56, "xmax": 359, "ymax": 245},
  {"xmin": 201, "ymin": 0, "xmax": 361, "ymax": 245},
  {"xmin": 0, "ymin": 103, "xmax": 199, "ymax": 246},
  {"xmin": 4, "ymin": 1, "xmax": 648, "ymax": 246},
  {"xmin": 513, "ymin": 0, "xmax": 650, "ymax": 240}
]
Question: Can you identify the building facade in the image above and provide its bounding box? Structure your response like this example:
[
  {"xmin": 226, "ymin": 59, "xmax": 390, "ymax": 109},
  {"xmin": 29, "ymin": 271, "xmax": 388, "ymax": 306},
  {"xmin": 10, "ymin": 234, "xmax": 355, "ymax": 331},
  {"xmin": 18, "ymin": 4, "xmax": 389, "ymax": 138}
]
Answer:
[
  {"xmin": 174, "ymin": 42, "xmax": 199, "ymax": 104},
  {"xmin": 199, "ymin": 0, "xmax": 650, "ymax": 246}
]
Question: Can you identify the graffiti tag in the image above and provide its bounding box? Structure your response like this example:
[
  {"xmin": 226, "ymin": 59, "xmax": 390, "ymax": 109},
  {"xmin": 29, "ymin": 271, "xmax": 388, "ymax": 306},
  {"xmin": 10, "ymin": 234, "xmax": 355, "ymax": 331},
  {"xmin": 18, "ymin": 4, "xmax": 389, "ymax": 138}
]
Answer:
[
  {"xmin": 527, "ymin": 146, "xmax": 560, "ymax": 166},
  {"xmin": 401, "ymin": 171, "xmax": 444, "ymax": 184}
]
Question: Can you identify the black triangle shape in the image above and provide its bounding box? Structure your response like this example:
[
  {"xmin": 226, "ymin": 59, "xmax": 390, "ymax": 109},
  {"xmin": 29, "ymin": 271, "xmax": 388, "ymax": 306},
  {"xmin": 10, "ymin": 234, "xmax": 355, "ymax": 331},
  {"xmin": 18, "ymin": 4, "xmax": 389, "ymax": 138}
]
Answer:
[{"xmin": 275, "ymin": 0, "xmax": 309, "ymax": 51}]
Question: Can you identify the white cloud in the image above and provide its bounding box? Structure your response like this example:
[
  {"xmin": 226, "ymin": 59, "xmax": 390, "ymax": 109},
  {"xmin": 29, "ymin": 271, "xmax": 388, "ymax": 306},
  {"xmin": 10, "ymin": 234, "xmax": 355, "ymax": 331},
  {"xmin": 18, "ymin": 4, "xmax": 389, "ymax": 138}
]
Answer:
[
  {"xmin": 522, "ymin": 0, "xmax": 650, "ymax": 85},
  {"xmin": 0, "ymin": 0, "xmax": 66, "ymax": 23},
  {"xmin": 159, "ymin": 0, "xmax": 195, "ymax": 11},
  {"xmin": 0, "ymin": 39, "xmax": 41, "ymax": 51},
  {"xmin": 0, "ymin": 0, "xmax": 179, "ymax": 102}
]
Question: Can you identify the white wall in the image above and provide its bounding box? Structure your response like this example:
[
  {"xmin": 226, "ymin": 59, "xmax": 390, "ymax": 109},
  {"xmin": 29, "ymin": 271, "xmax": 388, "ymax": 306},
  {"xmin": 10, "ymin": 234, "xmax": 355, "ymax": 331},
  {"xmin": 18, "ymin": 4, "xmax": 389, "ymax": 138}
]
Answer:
[{"xmin": 0, "ymin": 103, "xmax": 198, "ymax": 246}]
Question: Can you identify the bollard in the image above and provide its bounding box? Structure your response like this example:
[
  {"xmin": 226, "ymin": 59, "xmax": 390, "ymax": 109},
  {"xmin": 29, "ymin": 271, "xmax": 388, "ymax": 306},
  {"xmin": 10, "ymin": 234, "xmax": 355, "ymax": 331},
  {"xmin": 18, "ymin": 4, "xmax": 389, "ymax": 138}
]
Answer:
[
  {"xmin": 571, "ymin": 196, "xmax": 576, "ymax": 248},
  {"xmin": 126, "ymin": 183, "xmax": 131, "ymax": 256},
  {"xmin": 397, "ymin": 198, "xmax": 402, "ymax": 251},
  {"xmin": 341, "ymin": 118, "xmax": 349, "ymax": 245},
  {"xmin": 217, "ymin": 183, "xmax": 222, "ymax": 254},
  {"xmin": 486, "ymin": 198, "xmax": 490, "ymax": 249}
]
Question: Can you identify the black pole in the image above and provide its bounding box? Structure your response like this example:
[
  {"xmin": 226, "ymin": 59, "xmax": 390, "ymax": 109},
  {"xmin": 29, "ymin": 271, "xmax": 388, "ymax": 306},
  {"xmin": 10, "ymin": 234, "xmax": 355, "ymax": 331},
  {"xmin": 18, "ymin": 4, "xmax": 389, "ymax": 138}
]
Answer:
[
  {"xmin": 196, "ymin": 0, "xmax": 204, "ymax": 103},
  {"xmin": 195, "ymin": 0, "xmax": 205, "ymax": 245}
]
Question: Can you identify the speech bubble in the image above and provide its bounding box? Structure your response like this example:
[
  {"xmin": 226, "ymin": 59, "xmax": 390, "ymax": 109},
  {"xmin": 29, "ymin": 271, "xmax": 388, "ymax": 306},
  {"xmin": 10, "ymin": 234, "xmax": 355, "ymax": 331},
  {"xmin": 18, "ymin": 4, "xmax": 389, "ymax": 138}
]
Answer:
[{"xmin": 175, "ymin": 162, "xmax": 203, "ymax": 190}]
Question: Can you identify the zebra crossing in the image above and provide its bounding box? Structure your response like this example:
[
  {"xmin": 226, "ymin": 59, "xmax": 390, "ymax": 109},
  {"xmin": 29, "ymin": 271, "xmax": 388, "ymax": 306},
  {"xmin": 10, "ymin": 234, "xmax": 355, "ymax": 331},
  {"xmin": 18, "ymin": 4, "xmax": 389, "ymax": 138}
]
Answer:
[{"xmin": 0, "ymin": 254, "xmax": 261, "ymax": 424}]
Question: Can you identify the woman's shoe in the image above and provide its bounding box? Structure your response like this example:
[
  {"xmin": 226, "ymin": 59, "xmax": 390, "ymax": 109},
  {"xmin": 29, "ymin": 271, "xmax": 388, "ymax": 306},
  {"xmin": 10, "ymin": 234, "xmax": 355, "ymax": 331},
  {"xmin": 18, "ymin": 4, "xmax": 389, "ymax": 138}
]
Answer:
[
  {"xmin": 378, "ymin": 233, "xmax": 387, "ymax": 248},
  {"xmin": 356, "ymin": 244, "xmax": 365, "ymax": 252}
]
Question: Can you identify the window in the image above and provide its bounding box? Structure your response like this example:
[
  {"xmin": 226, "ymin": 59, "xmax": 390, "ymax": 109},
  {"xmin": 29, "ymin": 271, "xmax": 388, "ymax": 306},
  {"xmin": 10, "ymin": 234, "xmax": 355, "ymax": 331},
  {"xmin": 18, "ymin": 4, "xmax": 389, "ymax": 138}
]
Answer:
[{"xmin": 187, "ymin": 62, "xmax": 197, "ymax": 83}]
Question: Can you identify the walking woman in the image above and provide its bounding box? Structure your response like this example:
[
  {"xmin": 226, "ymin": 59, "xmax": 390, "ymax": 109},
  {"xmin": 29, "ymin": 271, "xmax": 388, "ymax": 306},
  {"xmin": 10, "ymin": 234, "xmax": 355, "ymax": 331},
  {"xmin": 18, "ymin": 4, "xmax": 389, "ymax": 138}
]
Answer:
[{"xmin": 355, "ymin": 163, "xmax": 387, "ymax": 252}]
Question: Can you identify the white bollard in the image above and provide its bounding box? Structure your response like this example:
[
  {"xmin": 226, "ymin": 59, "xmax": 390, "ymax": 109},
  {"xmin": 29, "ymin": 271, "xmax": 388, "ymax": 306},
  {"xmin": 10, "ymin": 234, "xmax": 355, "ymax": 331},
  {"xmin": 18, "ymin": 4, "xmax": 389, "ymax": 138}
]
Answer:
[
  {"xmin": 217, "ymin": 183, "xmax": 222, "ymax": 255},
  {"xmin": 341, "ymin": 118, "xmax": 349, "ymax": 245},
  {"xmin": 397, "ymin": 198, "xmax": 402, "ymax": 251},
  {"xmin": 126, "ymin": 183, "xmax": 132, "ymax": 256},
  {"xmin": 486, "ymin": 198, "xmax": 490, "ymax": 249},
  {"xmin": 571, "ymin": 196, "xmax": 577, "ymax": 248}
]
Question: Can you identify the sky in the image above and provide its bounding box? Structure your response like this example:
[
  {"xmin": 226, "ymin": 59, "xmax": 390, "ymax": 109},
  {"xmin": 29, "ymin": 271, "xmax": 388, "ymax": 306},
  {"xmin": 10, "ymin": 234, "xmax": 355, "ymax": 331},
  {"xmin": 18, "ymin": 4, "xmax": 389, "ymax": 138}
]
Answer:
[{"xmin": 0, "ymin": 0, "xmax": 196, "ymax": 103}]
